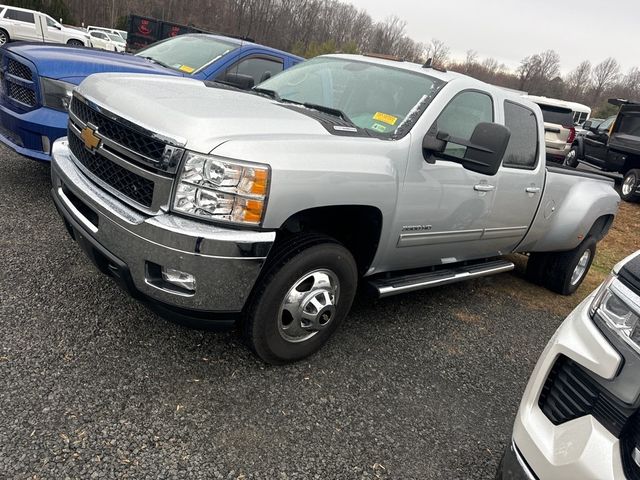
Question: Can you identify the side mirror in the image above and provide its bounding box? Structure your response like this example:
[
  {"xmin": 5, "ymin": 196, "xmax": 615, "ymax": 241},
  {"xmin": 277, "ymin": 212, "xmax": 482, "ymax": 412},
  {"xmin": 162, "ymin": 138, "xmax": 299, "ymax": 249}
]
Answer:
[
  {"xmin": 583, "ymin": 120, "xmax": 592, "ymax": 130},
  {"xmin": 423, "ymin": 122, "xmax": 511, "ymax": 176},
  {"xmin": 220, "ymin": 72, "xmax": 255, "ymax": 90}
]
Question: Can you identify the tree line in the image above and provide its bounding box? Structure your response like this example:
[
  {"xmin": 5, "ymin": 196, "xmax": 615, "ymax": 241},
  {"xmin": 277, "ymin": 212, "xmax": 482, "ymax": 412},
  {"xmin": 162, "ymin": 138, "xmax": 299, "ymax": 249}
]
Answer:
[{"xmin": 4, "ymin": 0, "xmax": 638, "ymax": 117}]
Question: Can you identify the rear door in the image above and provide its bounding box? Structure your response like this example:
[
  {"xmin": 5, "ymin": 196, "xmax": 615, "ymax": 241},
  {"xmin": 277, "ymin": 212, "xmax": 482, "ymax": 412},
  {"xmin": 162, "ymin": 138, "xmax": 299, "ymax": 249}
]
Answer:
[
  {"xmin": 89, "ymin": 31, "xmax": 109, "ymax": 50},
  {"xmin": 490, "ymin": 101, "xmax": 545, "ymax": 253},
  {"xmin": 538, "ymin": 104, "xmax": 573, "ymax": 155},
  {"xmin": 3, "ymin": 9, "xmax": 40, "ymax": 41}
]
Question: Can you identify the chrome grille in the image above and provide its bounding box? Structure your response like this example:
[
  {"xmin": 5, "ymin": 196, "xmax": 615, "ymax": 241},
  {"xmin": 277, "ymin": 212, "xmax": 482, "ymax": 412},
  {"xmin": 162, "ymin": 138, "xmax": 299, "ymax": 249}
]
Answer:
[
  {"xmin": 7, "ymin": 58, "xmax": 33, "ymax": 81},
  {"xmin": 70, "ymin": 98, "xmax": 167, "ymax": 162},
  {"xmin": 68, "ymin": 132, "xmax": 155, "ymax": 208}
]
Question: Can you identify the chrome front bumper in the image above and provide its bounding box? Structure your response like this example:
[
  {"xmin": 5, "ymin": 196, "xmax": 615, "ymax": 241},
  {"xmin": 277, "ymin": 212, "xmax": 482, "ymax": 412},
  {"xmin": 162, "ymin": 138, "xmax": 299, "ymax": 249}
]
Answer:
[{"xmin": 51, "ymin": 138, "xmax": 275, "ymax": 313}]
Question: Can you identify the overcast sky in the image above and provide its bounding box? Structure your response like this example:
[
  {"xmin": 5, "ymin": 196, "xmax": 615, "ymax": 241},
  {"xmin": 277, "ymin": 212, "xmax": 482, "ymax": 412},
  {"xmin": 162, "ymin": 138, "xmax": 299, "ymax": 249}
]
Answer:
[{"xmin": 346, "ymin": 0, "xmax": 640, "ymax": 75}]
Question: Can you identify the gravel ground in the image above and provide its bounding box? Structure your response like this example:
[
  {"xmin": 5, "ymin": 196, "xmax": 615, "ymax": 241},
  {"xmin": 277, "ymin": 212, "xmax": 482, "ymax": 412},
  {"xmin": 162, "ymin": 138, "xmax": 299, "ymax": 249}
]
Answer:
[{"xmin": 0, "ymin": 147, "xmax": 566, "ymax": 479}]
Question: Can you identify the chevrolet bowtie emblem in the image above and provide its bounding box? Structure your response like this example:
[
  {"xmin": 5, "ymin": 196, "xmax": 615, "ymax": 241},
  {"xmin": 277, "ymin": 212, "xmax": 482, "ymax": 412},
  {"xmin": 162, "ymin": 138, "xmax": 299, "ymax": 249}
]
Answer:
[{"xmin": 80, "ymin": 126, "xmax": 100, "ymax": 151}]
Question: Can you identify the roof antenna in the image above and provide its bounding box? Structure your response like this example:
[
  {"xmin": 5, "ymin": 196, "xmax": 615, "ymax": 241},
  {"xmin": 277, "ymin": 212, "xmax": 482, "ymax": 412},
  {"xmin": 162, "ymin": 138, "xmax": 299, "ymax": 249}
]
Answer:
[{"xmin": 423, "ymin": 57, "xmax": 433, "ymax": 68}]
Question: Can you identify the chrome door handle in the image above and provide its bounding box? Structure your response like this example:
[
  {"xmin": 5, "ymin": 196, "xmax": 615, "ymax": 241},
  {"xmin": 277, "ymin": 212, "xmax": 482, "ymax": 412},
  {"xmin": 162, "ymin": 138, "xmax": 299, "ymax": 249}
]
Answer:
[
  {"xmin": 525, "ymin": 187, "xmax": 541, "ymax": 194},
  {"xmin": 474, "ymin": 184, "xmax": 495, "ymax": 192}
]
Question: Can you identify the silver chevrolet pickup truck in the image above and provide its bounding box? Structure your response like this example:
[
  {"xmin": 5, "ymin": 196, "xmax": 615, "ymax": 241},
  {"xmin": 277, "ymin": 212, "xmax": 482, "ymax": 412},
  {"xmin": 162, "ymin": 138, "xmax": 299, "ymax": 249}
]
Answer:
[{"xmin": 50, "ymin": 54, "xmax": 620, "ymax": 363}]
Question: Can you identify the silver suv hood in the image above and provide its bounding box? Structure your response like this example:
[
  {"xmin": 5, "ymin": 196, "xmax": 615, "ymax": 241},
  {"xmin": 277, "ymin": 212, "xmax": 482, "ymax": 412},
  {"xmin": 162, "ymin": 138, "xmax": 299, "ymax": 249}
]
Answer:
[{"xmin": 75, "ymin": 73, "xmax": 329, "ymax": 154}]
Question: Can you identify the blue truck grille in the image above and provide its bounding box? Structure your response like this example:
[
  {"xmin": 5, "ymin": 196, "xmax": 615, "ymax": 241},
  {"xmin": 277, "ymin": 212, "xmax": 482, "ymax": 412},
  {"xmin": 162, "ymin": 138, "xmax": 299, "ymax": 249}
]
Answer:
[
  {"xmin": 70, "ymin": 98, "xmax": 167, "ymax": 162},
  {"xmin": 7, "ymin": 58, "xmax": 33, "ymax": 81},
  {"xmin": 0, "ymin": 55, "xmax": 38, "ymax": 108},
  {"xmin": 68, "ymin": 131, "xmax": 155, "ymax": 208}
]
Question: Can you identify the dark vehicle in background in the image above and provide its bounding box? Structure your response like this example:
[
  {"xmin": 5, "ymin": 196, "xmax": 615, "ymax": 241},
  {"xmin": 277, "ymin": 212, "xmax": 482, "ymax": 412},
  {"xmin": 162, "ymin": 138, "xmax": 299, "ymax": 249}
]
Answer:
[
  {"xmin": 125, "ymin": 14, "xmax": 248, "ymax": 52},
  {"xmin": 566, "ymin": 99, "xmax": 640, "ymax": 202}
]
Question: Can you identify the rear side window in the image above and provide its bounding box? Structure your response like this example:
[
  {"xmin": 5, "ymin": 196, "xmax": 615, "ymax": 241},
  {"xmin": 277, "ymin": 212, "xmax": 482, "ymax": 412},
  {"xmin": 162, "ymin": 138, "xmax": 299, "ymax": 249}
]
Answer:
[
  {"xmin": 538, "ymin": 104, "xmax": 573, "ymax": 127},
  {"xmin": 503, "ymin": 101, "xmax": 538, "ymax": 169},
  {"xmin": 4, "ymin": 9, "xmax": 35, "ymax": 23},
  {"xmin": 435, "ymin": 91, "xmax": 494, "ymax": 158}
]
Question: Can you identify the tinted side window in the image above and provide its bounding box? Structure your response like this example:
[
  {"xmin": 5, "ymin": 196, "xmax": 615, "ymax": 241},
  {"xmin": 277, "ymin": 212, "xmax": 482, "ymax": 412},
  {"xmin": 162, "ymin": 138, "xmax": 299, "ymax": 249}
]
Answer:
[
  {"xmin": 225, "ymin": 57, "xmax": 284, "ymax": 85},
  {"xmin": 5, "ymin": 9, "xmax": 35, "ymax": 23},
  {"xmin": 503, "ymin": 102, "xmax": 538, "ymax": 168},
  {"xmin": 617, "ymin": 115, "xmax": 640, "ymax": 137},
  {"xmin": 435, "ymin": 91, "xmax": 494, "ymax": 158}
]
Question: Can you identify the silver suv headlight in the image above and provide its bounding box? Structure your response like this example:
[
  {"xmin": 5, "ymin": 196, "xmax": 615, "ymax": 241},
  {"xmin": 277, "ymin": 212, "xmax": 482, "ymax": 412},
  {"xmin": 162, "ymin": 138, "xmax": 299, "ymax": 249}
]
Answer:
[
  {"xmin": 172, "ymin": 151, "xmax": 270, "ymax": 225},
  {"xmin": 590, "ymin": 274, "xmax": 640, "ymax": 354},
  {"xmin": 41, "ymin": 78, "xmax": 74, "ymax": 111}
]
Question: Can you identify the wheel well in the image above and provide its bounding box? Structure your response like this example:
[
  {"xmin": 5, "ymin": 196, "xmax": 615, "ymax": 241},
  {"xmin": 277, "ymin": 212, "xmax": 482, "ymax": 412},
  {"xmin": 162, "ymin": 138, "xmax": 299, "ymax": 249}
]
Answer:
[
  {"xmin": 588, "ymin": 214, "xmax": 615, "ymax": 241},
  {"xmin": 622, "ymin": 156, "xmax": 640, "ymax": 175},
  {"xmin": 279, "ymin": 205, "xmax": 383, "ymax": 275}
]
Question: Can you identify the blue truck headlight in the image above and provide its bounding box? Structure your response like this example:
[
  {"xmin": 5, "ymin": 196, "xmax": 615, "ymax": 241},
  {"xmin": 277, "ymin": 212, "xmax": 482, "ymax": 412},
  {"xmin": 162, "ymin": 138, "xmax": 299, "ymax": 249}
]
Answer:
[
  {"xmin": 591, "ymin": 275, "xmax": 640, "ymax": 354},
  {"xmin": 41, "ymin": 78, "xmax": 75, "ymax": 111},
  {"xmin": 173, "ymin": 152, "xmax": 269, "ymax": 225}
]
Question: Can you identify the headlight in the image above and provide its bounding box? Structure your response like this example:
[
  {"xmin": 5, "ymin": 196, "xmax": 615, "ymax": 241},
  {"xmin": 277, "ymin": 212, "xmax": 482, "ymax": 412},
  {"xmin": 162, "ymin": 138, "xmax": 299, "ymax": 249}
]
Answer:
[
  {"xmin": 591, "ymin": 274, "xmax": 640, "ymax": 354},
  {"xmin": 173, "ymin": 152, "xmax": 269, "ymax": 225},
  {"xmin": 41, "ymin": 78, "xmax": 74, "ymax": 111}
]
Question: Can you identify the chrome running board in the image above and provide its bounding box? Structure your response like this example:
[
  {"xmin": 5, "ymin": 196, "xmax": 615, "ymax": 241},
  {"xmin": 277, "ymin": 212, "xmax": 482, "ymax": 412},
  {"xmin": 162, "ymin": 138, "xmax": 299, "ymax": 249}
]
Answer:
[{"xmin": 369, "ymin": 259, "xmax": 514, "ymax": 298}]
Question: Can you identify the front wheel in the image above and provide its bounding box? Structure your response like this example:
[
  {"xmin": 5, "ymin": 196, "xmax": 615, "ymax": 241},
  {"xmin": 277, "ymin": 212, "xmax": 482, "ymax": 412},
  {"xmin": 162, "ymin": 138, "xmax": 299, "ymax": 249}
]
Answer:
[
  {"xmin": 621, "ymin": 169, "xmax": 640, "ymax": 203},
  {"xmin": 563, "ymin": 146, "xmax": 579, "ymax": 168},
  {"xmin": 243, "ymin": 235, "xmax": 358, "ymax": 364},
  {"xmin": 67, "ymin": 39, "xmax": 84, "ymax": 47}
]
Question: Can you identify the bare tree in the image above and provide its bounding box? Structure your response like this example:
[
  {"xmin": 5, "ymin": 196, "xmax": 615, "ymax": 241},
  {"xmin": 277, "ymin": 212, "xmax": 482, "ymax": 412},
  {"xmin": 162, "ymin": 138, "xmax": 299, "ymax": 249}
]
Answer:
[
  {"xmin": 426, "ymin": 39, "xmax": 449, "ymax": 67},
  {"xmin": 592, "ymin": 57, "xmax": 621, "ymax": 102},
  {"xmin": 565, "ymin": 60, "xmax": 592, "ymax": 102}
]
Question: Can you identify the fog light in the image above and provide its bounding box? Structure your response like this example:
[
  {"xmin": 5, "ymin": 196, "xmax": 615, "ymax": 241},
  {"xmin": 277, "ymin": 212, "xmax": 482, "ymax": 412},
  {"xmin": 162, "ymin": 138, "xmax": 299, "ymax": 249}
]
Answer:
[{"xmin": 161, "ymin": 267, "xmax": 196, "ymax": 291}]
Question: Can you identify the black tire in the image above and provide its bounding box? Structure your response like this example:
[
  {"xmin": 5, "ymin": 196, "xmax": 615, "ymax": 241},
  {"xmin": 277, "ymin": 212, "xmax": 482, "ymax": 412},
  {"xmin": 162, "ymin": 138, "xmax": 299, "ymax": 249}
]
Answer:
[
  {"xmin": 525, "ymin": 252, "xmax": 549, "ymax": 286},
  {"xmin": 563, "ymin": 146, "xmax": 579, "ymax": 168},
  {"xmin": 621, "ymin": 169, "xmax": 640, "ymax": 203},
  {"xmin": 533, "ymin": 237, "xmax": 597, "ymax": 295},
  {"xmin": 0, "ymin": 29, "xmax": 9, "ymax": 46},
  {"xmin": 67, "ymin": 39, "xmax": 84, "ymax": 47},
  {"xmin": 243, "ymin": 234, "xmax": 358, "ymax": 364}
]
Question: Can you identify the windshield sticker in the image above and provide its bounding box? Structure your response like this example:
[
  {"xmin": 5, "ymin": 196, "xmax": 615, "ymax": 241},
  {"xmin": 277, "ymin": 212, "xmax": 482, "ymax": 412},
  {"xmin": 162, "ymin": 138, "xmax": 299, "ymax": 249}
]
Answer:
[
  {"xmin": 373, "ymin": 112, "xmax": 398, "ymax": 126},
  {"xmin": 179, "ymin": 65, "xmax": 195, "ymax": 73},
  {"xmin": 371, "ymin": 123, "xmax": 388, "ymax": 133}
]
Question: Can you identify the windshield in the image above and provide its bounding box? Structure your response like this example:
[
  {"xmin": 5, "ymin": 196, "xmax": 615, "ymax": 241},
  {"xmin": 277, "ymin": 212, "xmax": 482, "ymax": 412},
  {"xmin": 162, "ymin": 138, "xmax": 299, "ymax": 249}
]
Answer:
[
  {"xmin": 136, "ymin": 35, "xmax": 238, "ymax": 74},
  {"xmin": 257, "ymin": 56, "xmax": 445, "ymax": 137},
  {"xmin": 107, "ymin": 33, "xmax": 123, "ymax": 42},
  {"xmin": 118, "ymin": 31, "xmax": 127, "ymax": 40}
]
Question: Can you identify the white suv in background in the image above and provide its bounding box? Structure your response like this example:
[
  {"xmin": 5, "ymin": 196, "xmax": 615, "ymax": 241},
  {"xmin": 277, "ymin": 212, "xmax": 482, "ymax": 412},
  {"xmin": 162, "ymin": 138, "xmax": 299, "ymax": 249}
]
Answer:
[
  {"xmin": 87, "ymin": 30, "xmax": 125, "ymax": 52},
  {"xmin": 499, "ymin": 250, "xmax": 640, "ymax": 479},
  {"xmin": 525, "ymin": 95, "xmax": 578, "ymax": 162},
  {"xmin": 0, "ymin": 5, "xmax": 90, "ymax": 46}
]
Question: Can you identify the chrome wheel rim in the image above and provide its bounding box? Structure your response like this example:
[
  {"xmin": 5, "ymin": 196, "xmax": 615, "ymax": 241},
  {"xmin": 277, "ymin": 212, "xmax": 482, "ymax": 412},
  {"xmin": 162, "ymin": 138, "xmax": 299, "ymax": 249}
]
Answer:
[
  {"xmin": 278, "ymin": 269, "xmax": 340, "ymax": 343},
  {"xmin": 0, "ymin": 32, "xmax": 7, "ymax": 46},
  {"xmin": 571, "ymin": 250, "xmax": 591, "ymax": 286},
  {"xmin": 622, "ymin": 174, "xmax": 636, "ymax": 196},
  {"xmin": 564, "ymin": 150, "xmax": 576, "ymax": 166}
]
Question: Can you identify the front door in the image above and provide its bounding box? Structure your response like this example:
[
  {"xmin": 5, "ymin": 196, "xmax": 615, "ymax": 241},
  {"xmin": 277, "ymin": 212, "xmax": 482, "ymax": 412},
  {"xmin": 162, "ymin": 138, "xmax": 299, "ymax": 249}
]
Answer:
[
  {"xmin": 391, "ymin": 90, "xmax": 499, "ymax": 270},
  {"xmin": 584, "ymin": 116, "xmax": 615, "ymax": 167}
]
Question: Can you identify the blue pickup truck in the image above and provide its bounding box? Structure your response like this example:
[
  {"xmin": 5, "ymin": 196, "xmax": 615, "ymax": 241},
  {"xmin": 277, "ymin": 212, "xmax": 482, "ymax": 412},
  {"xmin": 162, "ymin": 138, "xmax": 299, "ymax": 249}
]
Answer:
[{"xmin": 0, "ymin": 34, "xmax": 302, "ymax": 161}]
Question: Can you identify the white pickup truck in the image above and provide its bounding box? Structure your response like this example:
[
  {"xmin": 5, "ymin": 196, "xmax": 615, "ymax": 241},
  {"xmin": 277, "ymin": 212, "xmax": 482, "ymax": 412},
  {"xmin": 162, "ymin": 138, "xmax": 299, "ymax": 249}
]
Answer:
[{"xmin": 0, "ymin": 5, "xmax": 90, "ymax": 47}]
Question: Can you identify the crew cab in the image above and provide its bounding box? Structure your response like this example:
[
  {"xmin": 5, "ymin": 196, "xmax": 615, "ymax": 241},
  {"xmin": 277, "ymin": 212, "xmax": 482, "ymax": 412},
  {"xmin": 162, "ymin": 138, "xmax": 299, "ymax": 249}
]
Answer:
[
  {"xmin": 566, "ymin": 99, "xmax": 640, "ymax": 202},
  {"xmin": 50, "ymin": 55, "xmax": 620, "ymax": 364},
  {"xmin": 0, "ymin": 5, "xmax": 90, "ymax": 47},
  {"xmin": 499, "ymin": 251, "xmax": 640, "ymax": 480},
  {"xmin": 0, "ymin": 33, "xmax": 301, "ymax": 161}
]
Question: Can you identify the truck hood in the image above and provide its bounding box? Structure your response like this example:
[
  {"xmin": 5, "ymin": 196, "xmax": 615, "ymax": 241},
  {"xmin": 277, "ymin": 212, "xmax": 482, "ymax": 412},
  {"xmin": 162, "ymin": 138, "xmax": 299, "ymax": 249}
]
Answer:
[
  {"xmin": 75, "ymin": 73, "xmax": 330, "ymax": 153},
  {"xmin": 6, "ymin": 43, "xmax": 180, "ymax": 83}
]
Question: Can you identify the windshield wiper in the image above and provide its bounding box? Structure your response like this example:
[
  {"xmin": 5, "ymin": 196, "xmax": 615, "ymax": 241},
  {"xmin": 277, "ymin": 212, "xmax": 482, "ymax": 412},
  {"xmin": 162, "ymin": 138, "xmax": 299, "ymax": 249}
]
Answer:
[
  {"xmin": 252, "ymin": 87, "xmax": 281, "ymax": 101},
  {"xmin": 140, "ymin": 56, "xmax": 173, "ymax": 70},
  {"xmin": 281, "ymin": 98, "xmax": 354, "ymax": 125}
]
